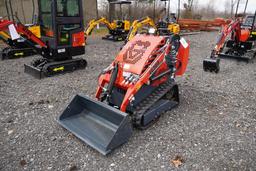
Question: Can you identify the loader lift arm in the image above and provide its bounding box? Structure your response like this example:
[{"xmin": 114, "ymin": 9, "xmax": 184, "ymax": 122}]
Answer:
[{"xmin": 126, "ymin": 17, "xmax": 157, "ymax": 42}]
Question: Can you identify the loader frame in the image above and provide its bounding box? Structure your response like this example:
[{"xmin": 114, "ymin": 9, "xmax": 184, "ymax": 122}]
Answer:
[{"xmin": 58, "ymin": 34, "xmax": 190, "ymax": 155}]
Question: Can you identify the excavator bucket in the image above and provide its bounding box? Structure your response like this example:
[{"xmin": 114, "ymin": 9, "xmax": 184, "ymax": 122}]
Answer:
[
  {"xmin": 203, "ymin": 58, "xmax": 220, "ymax": 73},
  {"xmin": 58, "ymin": 95, "xmax": 133, "ymax": 155}
]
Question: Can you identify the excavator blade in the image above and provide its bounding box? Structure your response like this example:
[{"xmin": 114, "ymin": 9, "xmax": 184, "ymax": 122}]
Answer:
[
  {"xmin": 203, "ymin": 58, "xmax": 220, "ymax": 73},
  {"xmin": 58, "ymin": 95, "xmax": 133, "ymax": 155}
]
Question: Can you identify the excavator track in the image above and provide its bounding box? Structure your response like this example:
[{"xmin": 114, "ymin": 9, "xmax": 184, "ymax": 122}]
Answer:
[
  {"xmin": 25, "ymin": 58, "xmax": 87, "ymax": 79},
  {"xmin": 1, "ymin": 47, "xmax": 36, "ymax": 60},
  {"xmin": 133, "ymin": 78, "xmax": 179, "ymax": 129}
]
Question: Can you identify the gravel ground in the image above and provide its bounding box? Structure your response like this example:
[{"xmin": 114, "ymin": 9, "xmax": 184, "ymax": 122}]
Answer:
[{"xmin": 1, "ymin": 32, "xmax": 256, "ymax": 171}]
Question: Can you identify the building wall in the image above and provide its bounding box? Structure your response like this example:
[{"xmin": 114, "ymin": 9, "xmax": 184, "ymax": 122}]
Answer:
[
  {"xmin": 0, "ymin": 0, "xmax": 7, "ymax": 18},
  {"xmin": 0, "ymin": 0, "xmax": 97, "ymax": 24},
  {"xmin": 84, "ymin": 0, "xmax": 97, "ymax": 23}
]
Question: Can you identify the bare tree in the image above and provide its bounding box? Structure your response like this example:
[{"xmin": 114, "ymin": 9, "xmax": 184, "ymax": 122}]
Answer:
[
  {"xmin": 183, "ymin": 0, "xmax": 194, "ymax": 18},
  {"xmin": 224, "ymin": 0, "xmax": 231, "ymax": 18},
  {"xmin": 206, "ymin": 1, "xmax": 216, "ymax": 19},
  {"xmin": 231, "ymin": 0, "xmax": 239, "ymax": 17}
]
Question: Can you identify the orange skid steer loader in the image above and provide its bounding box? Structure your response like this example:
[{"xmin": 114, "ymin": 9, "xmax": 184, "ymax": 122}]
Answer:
[{"xmin": 58, "ymin": 33, "xmax": 190, "ymax": 155}]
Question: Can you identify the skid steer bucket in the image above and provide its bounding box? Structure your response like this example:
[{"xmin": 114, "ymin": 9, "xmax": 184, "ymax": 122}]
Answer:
[
  {"xmin": 58, "ymin": 95, "xmax": 133, "ymax": 155},
  {"xmin": 203, "ymin": 58, "xmax": 220, "ymax": 73}
]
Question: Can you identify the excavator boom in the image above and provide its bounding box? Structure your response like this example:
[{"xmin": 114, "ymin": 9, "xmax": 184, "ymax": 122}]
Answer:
[
  {"xmin": 0, "ymin": 19, "xmax": 42, "ymax": 60},
  {"xmin": 203, "ymin": 19, "xmax": 242, "ymax": 73},
  {"xmin": 0, "ymin": 19, "xmax": 47, "ymax": 49},
  {"xmin": 85, "ymin": 17, "xmax": 115, "ymax": 36},
  {"xmin": 126, "ymin": 17, "xmax": 156, "ymax": 42},
  {"xmin": 213, "ymin": 20, "xmax": 241, "ymax": 56}
]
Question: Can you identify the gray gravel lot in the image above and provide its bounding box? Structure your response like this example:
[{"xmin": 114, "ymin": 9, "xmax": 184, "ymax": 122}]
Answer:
[{"xmin": 0, "ymin": 32, "xmax": 256, "ymax": 171}]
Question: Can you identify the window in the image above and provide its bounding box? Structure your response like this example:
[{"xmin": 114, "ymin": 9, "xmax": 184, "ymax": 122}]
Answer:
[
  {"xmin": 57, "ymin": 0, "xmax": 80, "ymax": 17},
  {"xmin": 244, "ymin": 17, "xmax": 253, "ymax": 26},
  {"xmin": 40, "ymin": 0, "xmax": 52, "ymax": 13},
  {"xmin": 40, "ymin": 0, "xmax": 54, "ymax": 37},
  {"xmin": 243, "ymin": 16, "xmax": 256, "ymax": 27},
  {"xmin": 58, "ymin": 24, "xmax": 80, "ymax": 45}
]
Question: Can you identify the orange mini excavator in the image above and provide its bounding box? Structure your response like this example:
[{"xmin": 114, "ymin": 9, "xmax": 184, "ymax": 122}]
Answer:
[
  {"xmin": 58, "ymin": 30, "xmax": 190, "ymax": 155},
  {"xmin": 203, "ymin": 0, "xmax": 256, "ymax": 73}
]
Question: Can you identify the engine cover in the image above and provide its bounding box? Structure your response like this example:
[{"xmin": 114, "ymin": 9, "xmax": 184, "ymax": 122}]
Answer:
[{"xmin": 116, "ymin": 34, "xmax": 166, "ymax": 75}]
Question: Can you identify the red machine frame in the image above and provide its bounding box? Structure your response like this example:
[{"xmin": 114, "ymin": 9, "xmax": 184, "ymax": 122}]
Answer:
[{"xmin": 95, "ymin": 34, "xmax": 189, "ymax": 112}]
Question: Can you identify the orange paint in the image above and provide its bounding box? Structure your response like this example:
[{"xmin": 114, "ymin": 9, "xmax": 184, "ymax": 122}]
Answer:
[
  {"xmin": 176, "ymin": 41, "xmax": 190, "ymax": 76},
  {"xmin": 239, "ymin": 29, "xmax": 250, "ymax": 42},
  {"xmin": 72, "ymin": 31, "xmax": 85, "ymax": 47}
]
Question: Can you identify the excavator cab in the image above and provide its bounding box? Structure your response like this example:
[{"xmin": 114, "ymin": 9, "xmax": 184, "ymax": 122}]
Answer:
[
  {"xmin": 156, "ymin": 21, "xmax": 169, "ymax": 35},
  {"xmin": 23, "ymin": 0, "xmax": 87, "ymax": 78},
  {"xmin": 84, "ymin": 1, "xmax": 131, "ymax": 42},
  {"xmin": 102, "ymin": 0, "xmax": 131, "ymax": 41},
  {"xmin": 157, "ymin": 0, "xmax": 180, "ymax": 36},
  {"xmin": 244, "ymin": 11, "xmax": 256, "ymax": 40},
  {"xmin": 114, "ymin": 20, "xmax": 130, "ymax": 31},
  {"xmin": 156, "ymin": 20, "xmax": 180, "ymax": 36},
  {"xmin": 38, "ymin": 0, "xmax": 85, "ymax": 59},
  {"xmin": 115, "ymin": 20, "xmax": 125, "ymax": 29}
]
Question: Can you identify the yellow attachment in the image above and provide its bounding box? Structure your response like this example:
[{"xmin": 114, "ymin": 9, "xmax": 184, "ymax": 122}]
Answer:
[
  {"xmin": 123, "ymin": 20, "xmax": 131, "ymax": 31},
  {"xmin": 112, "ymin": 20, "xmax": 118, "ymax": 28},
  {"xmin": 14, "ymin": 52, "xmax": 24, "ymax": 56},
  {"xmin": 252, "ymin": 31, "xmax": 256, "ymax": 35},
  {"xmin": 0, "ymin": 31, "xmax": 11, "ymax": 40},
  {"xmin": 28, "ymin": 26, "xmax": 41, "ymax": 38},
  {"xmin": 53, "ymin": 66, "xmax": 65, "ymax": 72},
  {"xmin": 168, "ymin": 24, "xmax": 180, "ymax": 34}
]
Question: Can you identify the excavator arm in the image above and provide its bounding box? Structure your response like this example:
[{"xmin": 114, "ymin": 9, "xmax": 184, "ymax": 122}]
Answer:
[
  {"xmin": 203, "ymin": 18, "xmax": 247, "ymax": 73},
  {"xmin": 211, "ymin": 19, "xmax": 241, "ymax": 57},
  {"xmin": 126, "ymin": 17, "xmax": 156, "ymax": 42},
  {"xmin": 0, "ymin": 19, "xmax": 47, "ymax": 48},
  {"xmin": 84, "ymin": 17, "xmax": 116, "ymax": 36}
]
